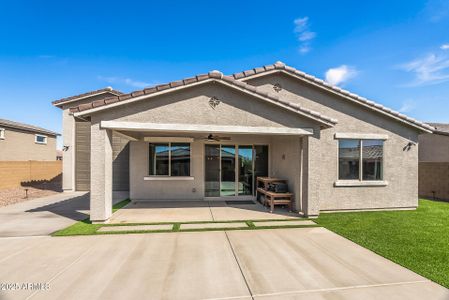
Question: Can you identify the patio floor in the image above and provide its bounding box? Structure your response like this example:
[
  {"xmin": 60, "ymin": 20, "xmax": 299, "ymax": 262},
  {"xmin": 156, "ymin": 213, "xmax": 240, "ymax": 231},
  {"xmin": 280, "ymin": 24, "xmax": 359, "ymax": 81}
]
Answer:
[{"xmin": 109, "ymin": 200, "xmax": 301, "ymax": 224}]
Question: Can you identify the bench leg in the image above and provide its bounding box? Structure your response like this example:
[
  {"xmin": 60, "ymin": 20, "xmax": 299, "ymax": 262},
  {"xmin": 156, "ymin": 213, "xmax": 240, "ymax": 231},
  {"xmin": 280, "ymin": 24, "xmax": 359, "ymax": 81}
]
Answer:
[{"xmin": 270, "ymin": 197, "xmax": 274, "ymax": 213}]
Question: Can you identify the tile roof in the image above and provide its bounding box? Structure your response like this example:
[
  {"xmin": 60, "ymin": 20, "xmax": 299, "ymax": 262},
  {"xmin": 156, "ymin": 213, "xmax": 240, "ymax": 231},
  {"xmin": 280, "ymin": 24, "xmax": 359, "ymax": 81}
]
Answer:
[
  {"xmin": 232, "ymin": 61, "xmax": 434, "ymax": 132},
  {"xmin": 67, "ymin": 61, "xmax": 433, "ymax": 132},
  {"xmin": 52, "ymin": 87, "xmax": 123, "ymax": 106},
  {"xmin": 427, "ymin": 123, "xmax": 449, "ymax": 136},
  {"xmin": 70, "ymin": 71, "xmax": 338, "ymax": 127},
  {"xmin": 0, "ymin": 118, "xmax": 59, "ymax": 136}
]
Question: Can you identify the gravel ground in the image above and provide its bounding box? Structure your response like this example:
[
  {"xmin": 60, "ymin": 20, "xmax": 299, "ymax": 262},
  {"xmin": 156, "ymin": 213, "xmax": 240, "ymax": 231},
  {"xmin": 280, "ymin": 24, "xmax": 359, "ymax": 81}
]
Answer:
[{"xmin": 0, "ymin": 177, "xmax": 62, "ymax": 207}]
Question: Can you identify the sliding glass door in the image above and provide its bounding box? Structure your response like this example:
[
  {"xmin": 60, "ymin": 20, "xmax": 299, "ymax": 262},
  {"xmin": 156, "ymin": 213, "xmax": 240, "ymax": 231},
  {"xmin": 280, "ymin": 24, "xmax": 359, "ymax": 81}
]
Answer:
[
  {"xmin": 205, "ymin": 144, "xmax": 268, "ymax": 198},
  {"xmin": 238, "ymin": 145, "xmax": 253, "ymax": 195},
  {"xmin": 221, "ymin": 145, "xmax": 236, "ymax": 196},
  {"xmin": 205, "ymin": 145, "xmax": 220, "ymax": 197}
]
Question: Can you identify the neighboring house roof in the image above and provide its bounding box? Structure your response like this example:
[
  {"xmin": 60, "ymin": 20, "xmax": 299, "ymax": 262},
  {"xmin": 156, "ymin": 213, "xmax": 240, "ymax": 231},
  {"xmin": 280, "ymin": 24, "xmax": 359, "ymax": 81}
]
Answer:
[
  {"xmin": 69, "ymin": 71, "xmax": 338, "ymax": 127},
  {"xmin": 52, "ymin": 87, "xmax": 123, "ymax": 107},
  {"xmin": 231, "ymin": 61, "xmax": 434, "ymax": 132},
  {"xmin": 427, "ymin": 123, "xmax": 449, "ymax": 136},
  {"xmin": 0, "ymin": 118, "xmax": 60, "ymax": 136}
]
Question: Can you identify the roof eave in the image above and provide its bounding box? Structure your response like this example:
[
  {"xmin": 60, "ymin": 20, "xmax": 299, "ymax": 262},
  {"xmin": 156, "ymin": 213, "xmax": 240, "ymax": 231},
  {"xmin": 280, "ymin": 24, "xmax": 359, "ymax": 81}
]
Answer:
[{"xmin": 52, "ymin": 90, "xmax": 122, "ymax": 108}]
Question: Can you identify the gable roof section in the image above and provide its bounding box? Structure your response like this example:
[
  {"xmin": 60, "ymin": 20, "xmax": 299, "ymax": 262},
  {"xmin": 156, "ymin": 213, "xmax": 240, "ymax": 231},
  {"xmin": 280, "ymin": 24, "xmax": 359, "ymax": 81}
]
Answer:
[
  {"xmin": 70, "ymin": 71, "xmax": 338, "ymax": 127},
  {"xmin": 0, "ymin": 118, "xmax": 59, "ymax": 136},
  {"xmin": 52, "ymin": 87, "xmax": 123, "ymax": 107},
  {"xmin": 232, "ymin": 61, "xmax": 434, "ymax": 133}
]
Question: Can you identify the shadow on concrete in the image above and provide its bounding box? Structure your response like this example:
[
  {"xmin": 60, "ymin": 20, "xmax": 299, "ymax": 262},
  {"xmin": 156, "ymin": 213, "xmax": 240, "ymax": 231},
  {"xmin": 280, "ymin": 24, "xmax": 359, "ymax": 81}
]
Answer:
[{"xmin": 26, "ymin": 193, "xmax": 90, "ymax": 221}]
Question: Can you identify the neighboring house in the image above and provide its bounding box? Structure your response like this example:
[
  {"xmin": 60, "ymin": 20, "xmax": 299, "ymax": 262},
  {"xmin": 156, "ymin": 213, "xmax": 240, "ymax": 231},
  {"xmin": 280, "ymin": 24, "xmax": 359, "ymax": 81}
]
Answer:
[
  {"xmin": 419, "ymin": 123, "xmax": 449, "ymax": 201},
  {"xmin": 0, "ymin": 118, "xmax": 59, "ymax": 161},
  {"xmin": 53, "ymin": 62, "xmax": 433, "ymax": 223}
]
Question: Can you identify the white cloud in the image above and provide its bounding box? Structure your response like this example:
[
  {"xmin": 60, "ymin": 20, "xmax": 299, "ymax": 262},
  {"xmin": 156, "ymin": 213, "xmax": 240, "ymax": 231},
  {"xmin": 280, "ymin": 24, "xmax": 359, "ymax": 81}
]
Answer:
[
  {"xmin": 98, "ymin": 76, "xmax": 154, "ymax": 88},
  {"xmin": 441, "ymin": 44, "xmax": 449, "ymax": 50},
  {"xmin": 293, "ymin": 17, "xmax": 316, "ymax": 54},
  {"xmin": 298, "ymin": 45, "xmax": 311, "ymax": 54},
  {"xmin": 325, "ymin": 65, "xmax": 358, "ymax": 86},
  {"xmin": 398, "ymin": 100, "xmax": 416, "ymax": 113},
  {"xmin": 399, "ymin": 53, "xmax": 449, "ymax": 86}
]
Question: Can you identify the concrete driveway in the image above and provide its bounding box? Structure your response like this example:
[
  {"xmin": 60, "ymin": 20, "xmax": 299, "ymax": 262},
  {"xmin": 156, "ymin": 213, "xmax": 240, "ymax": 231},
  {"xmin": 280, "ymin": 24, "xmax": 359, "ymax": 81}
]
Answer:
[{"xmin": 0, "ymin": 228, "xmax": 448, "ymax": 300}]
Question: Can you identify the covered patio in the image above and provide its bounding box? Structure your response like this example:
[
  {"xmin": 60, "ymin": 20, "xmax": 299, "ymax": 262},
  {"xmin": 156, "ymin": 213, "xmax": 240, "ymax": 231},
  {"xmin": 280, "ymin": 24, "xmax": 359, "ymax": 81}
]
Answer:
[{"xmin": 109, "ymin": 199, "xmax": 300, "ymax": 224}]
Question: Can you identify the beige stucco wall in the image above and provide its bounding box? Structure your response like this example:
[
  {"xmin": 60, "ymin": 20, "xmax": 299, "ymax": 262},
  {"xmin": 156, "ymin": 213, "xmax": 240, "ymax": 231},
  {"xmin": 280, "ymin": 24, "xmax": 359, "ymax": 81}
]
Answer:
[
  {"xmin": 419, "ymin": 133, "xmax": 449, "ymax": 162},
  {"xmin": 245, "ymin": 73, "xmax": 421, "ymax": 211},
  {"xmin": 0, "ymin": 127, "xmax": 56, "ymax": 161},
  {"xmin": 93, "ymin": 82, "xmax": 317, "ymax": 129}
]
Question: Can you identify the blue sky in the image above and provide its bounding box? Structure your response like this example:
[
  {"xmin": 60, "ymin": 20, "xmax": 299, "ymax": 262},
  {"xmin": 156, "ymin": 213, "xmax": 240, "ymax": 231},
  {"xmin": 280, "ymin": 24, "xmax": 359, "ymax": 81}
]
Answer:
[{"xmin": 1, "ymin": 0, "xmax": 449, "ymax": 149}]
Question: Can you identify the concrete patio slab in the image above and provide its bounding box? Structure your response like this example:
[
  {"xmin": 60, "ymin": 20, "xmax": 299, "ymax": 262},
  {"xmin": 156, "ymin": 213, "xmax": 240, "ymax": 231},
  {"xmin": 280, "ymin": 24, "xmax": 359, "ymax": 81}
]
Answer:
[
  {"xmin": 181, "ymin": 222, "xmax": 248, "ymax": 230},
  {"xmin": 97, "ymin": 224, "xmax": 173, "ymax": 232},
  {"xmin": 227, "ymin": 227, "xmax": 444, "ymax": 298},
  {"xmin": 210, "ymin": 202, "xmax": 300, "ymax": 221},
  {"xmin": 109, "ymin": 200, "xmax": 301, "ymax": 224},
  {"xmin": 253, "ymin": 220, "xmax": 316, "ymax": 227},
  {"xmin": 109, "ymin": 201, "xmax": 214, "ymax": 223}
]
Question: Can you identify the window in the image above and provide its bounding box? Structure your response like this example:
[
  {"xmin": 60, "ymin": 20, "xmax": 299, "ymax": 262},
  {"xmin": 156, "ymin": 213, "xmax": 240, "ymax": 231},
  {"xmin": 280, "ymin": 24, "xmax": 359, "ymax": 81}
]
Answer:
[
  {"xmin": 149, "ymin": 143, "xmax": 190, "ymax": 176},
  {"xmin": 0, "ymin": 128, "xmax": 4, "ymax": 139},
  {"xmin": 35, "ymin": 134, "xmax": 47, "ymax": 144},
  {"xmin": 338, "ymin": 139, "xmax": 383, "ymax": 181},
  {"xmin": 362, "ymin": 140, "xmax": 383, "ymax": 180}
]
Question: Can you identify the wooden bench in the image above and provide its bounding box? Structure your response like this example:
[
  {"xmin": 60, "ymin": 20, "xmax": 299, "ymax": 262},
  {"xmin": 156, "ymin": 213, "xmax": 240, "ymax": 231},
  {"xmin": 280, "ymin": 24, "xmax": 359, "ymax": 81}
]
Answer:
[{"xmin": 256, "ymin": 188, "xmax": 293, "ymax": 213}]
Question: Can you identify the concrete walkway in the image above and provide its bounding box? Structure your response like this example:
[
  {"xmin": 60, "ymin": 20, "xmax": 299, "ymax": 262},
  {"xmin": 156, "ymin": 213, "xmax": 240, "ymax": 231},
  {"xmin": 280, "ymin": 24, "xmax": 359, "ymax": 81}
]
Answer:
[
  {"xmin": 0, "ymin": 191, "xmax": 128, "ymax": 237},
  {"xmin": 0, "ymin": 192, "xmax": 89, "ymax": 237},
  {"xmin": 0, "ymin": 228, "xmax": 448, "ymax": 300}
]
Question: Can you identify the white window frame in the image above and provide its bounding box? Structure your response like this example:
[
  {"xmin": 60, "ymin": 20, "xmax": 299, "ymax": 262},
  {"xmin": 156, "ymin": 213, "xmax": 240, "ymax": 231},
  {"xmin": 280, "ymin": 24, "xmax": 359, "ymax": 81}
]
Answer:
[
  {"xmin": 146, "ymin": 142, "xmax": 192, "ymax": 179},
  {"xmin": 35, "ymin": 134, "xmax": 48, "ymax": 144},
  {"xmin": 0, "ymin": 128, "xmax": 4, "ymax": 139},
  {"xmin": 335, "ymin": 136, "xmax": 388, "ymax": 187}
]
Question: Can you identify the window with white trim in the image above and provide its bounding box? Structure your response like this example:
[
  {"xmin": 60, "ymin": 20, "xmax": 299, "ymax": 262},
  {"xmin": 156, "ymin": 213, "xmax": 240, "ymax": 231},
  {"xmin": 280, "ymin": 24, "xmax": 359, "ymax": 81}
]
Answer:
[
  {"xmin": 35, "ymin": 134, "xmax": 47, "ymax": 144},
  {"xmin": 0, "ymin": 128, "xmax": 4, "ymax": 139},
  {"xmin": 148, "ymin": 143, "xmax": 191, "ymax": 176},
  {"xmin": 338, "ymin": 139, "xmax": 383, "ymax": 181}
]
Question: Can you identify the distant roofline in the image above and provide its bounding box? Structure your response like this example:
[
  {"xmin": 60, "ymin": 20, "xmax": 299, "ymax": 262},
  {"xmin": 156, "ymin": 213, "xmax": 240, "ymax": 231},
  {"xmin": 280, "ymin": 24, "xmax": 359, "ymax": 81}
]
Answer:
[
  {"xmin": 427, "ymin": 123, "xmax": 449, "ymax": 136},
  {"xmin": 0, "ymin": 118, "xmax": 60, "ymax": 136}
]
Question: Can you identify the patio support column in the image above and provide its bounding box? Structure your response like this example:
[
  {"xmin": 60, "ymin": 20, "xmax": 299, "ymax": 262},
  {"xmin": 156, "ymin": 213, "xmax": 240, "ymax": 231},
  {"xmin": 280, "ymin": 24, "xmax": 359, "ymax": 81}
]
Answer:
[
  {"xmin": 301, "ymin": 131, "xmax": 321, "ymax": 217},
  {"xmin": 90, "ymin": 122, "xmax": 113, "ymax": 223}
]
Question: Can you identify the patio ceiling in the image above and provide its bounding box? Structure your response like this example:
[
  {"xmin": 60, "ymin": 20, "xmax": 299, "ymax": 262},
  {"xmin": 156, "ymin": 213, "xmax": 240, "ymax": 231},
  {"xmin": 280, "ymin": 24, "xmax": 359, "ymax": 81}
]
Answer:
[{"xmin": 101, "ymin": 121, "xmax": 314, "ymax": 137}]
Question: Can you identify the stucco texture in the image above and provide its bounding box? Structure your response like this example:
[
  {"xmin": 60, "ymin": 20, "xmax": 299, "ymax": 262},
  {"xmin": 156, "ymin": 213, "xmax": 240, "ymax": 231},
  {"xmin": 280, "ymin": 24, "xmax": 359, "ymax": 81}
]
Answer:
[{"xmin": 245, "ymin": 73, "xmax": 421, "ymax": 211}]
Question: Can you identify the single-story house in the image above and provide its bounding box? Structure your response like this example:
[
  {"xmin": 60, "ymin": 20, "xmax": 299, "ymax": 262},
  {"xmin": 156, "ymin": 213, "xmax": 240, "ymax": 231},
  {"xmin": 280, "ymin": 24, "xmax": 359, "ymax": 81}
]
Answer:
[
  {"xmin": 53, "ymin": 62, "xmax": 434, "ymax": 223},
  {"xmin": 0, "ymin": 118, "xmax": 59, "ymax": 161},
  {"xmin": 419, "ymin": 123, "xmax": 449, "ymax": 201}
]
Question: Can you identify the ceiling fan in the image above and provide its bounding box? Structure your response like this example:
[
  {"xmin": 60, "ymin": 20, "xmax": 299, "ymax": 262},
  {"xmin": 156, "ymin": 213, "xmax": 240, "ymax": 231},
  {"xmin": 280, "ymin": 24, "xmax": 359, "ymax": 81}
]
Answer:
[{"xmin": 198, "ymin": 134, "xmax": 231, "ymax": 142}]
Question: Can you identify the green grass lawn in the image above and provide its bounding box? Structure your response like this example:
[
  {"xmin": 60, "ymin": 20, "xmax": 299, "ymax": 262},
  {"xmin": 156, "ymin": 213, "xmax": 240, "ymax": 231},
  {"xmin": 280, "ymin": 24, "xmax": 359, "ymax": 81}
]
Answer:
[{"xmin": 316, "ymin": 199, "xmax": 449, "ymax": 289}]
